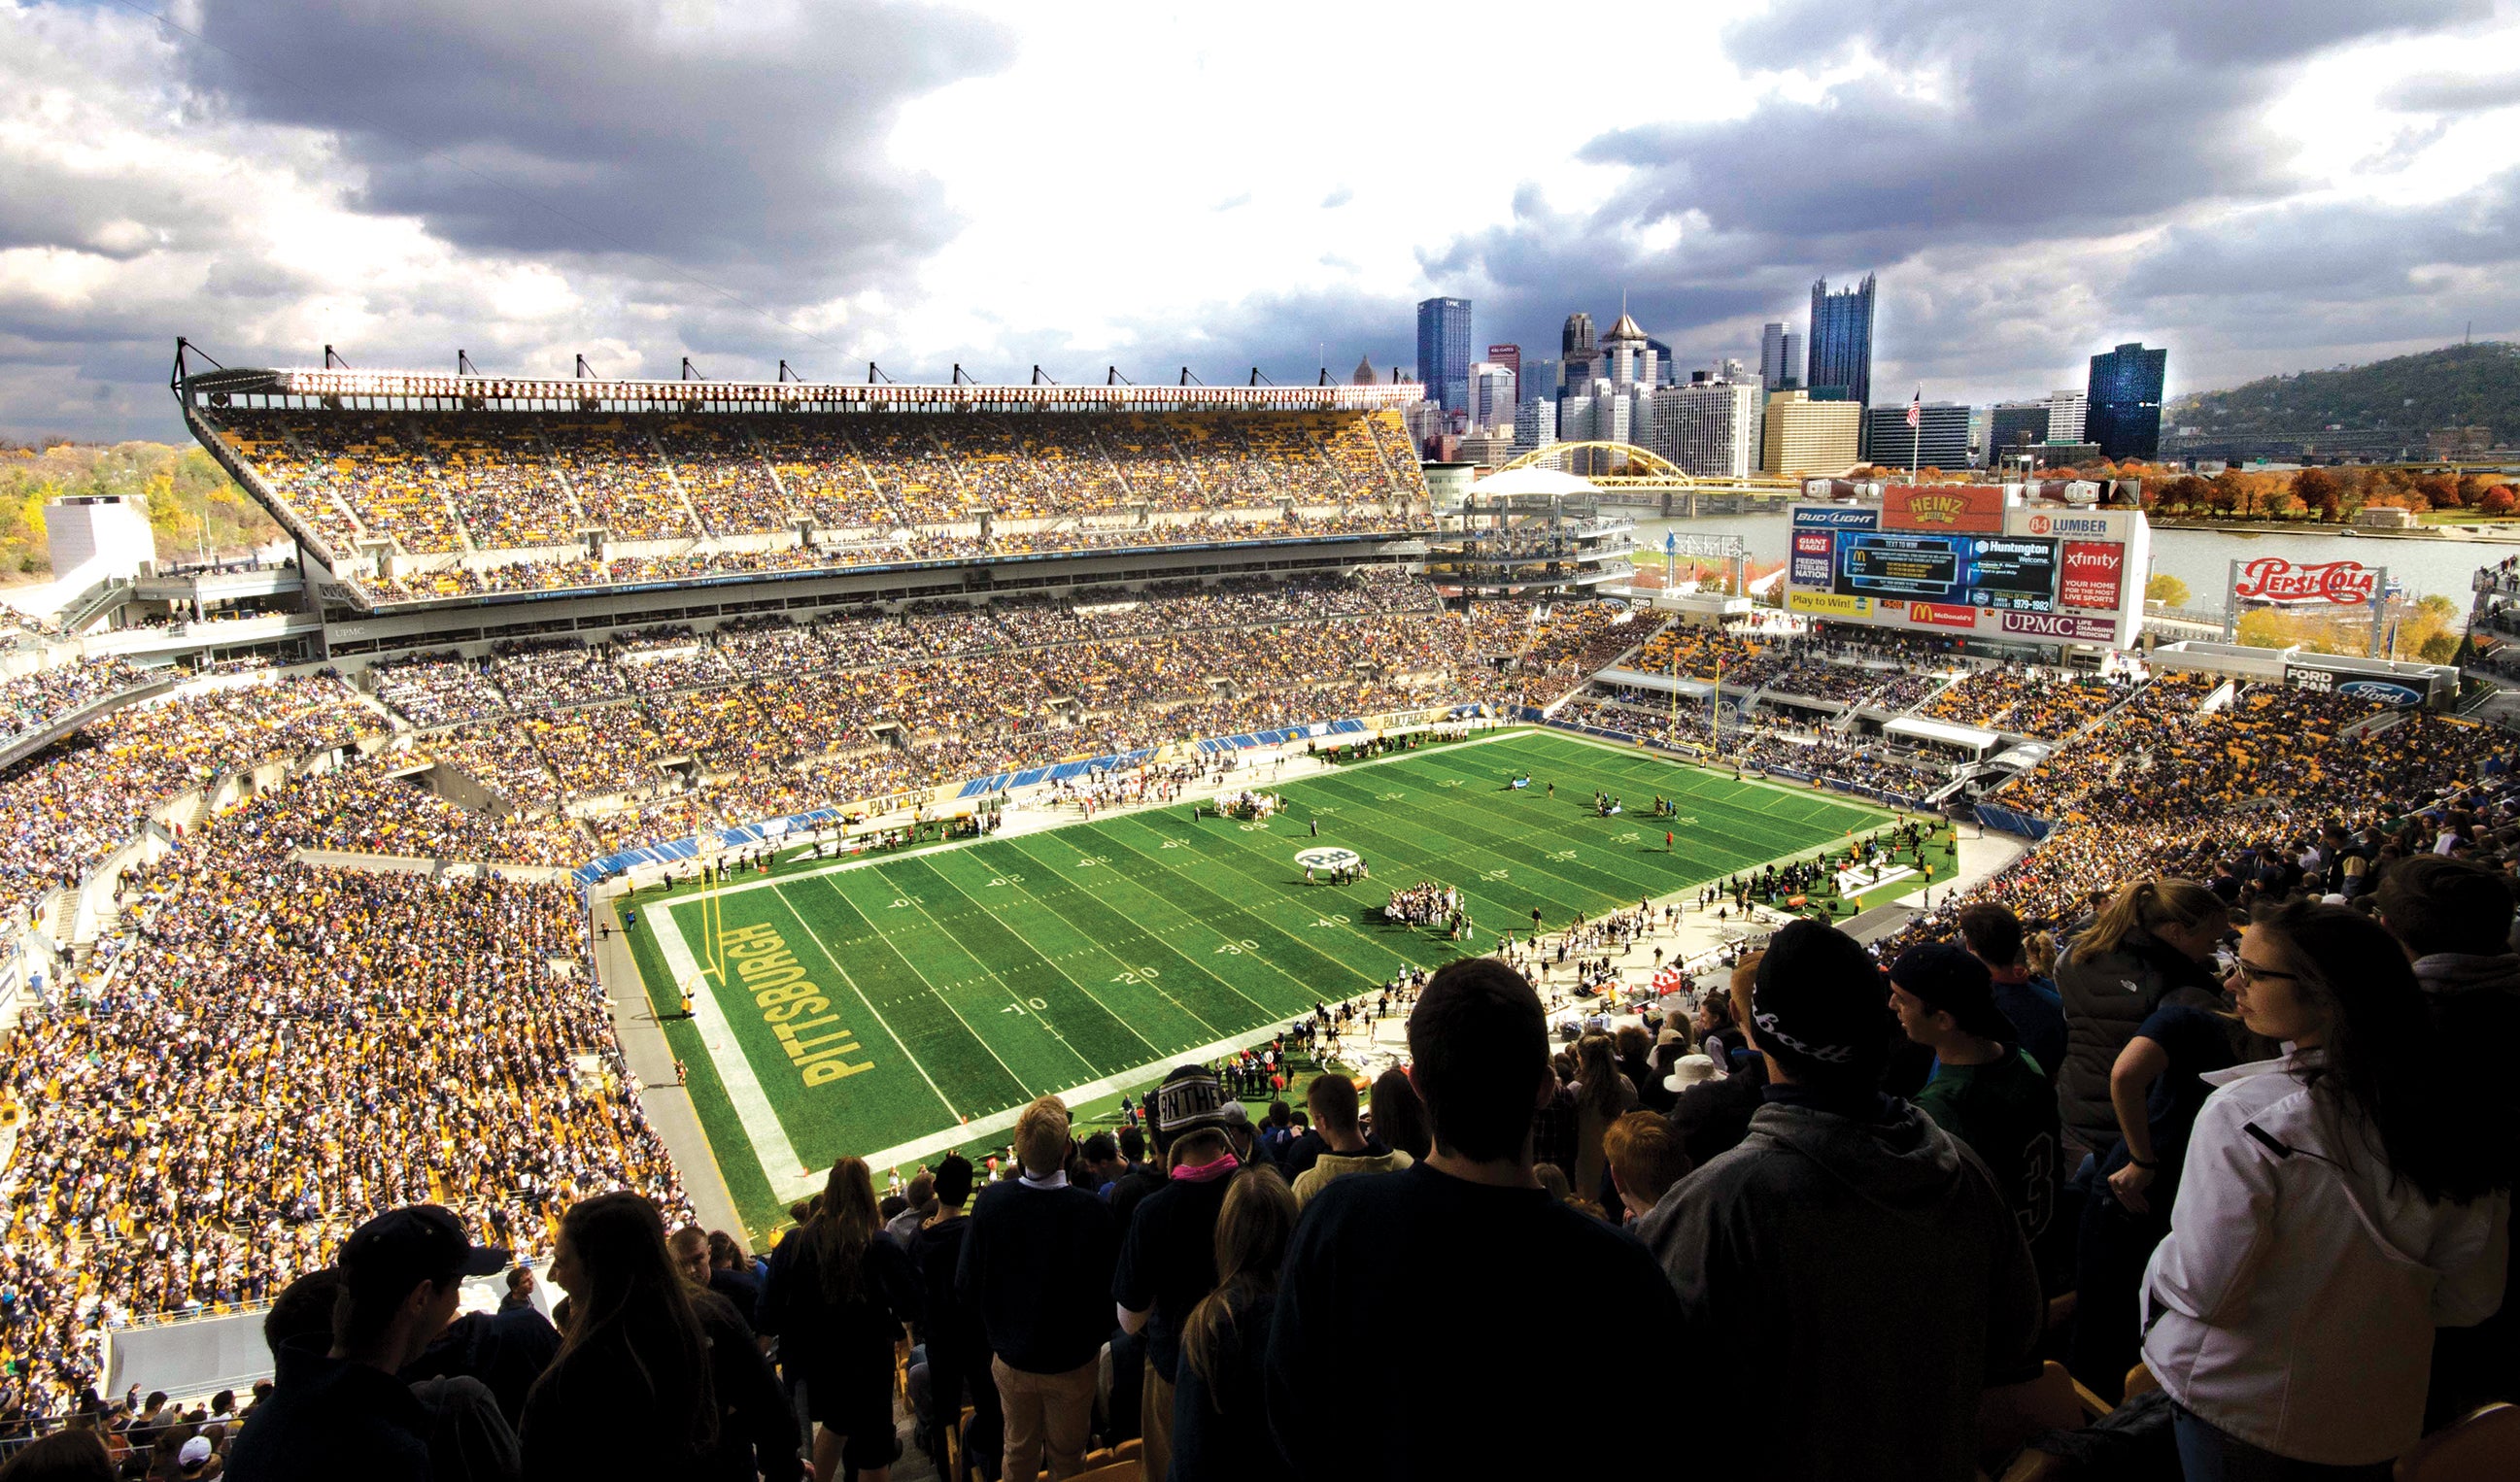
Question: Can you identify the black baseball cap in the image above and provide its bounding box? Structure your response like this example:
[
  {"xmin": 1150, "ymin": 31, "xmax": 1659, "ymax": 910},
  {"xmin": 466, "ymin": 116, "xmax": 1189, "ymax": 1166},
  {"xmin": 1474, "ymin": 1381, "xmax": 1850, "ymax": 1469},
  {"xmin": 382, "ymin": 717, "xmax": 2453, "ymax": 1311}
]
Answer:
[
  {"xmin": 338, "ymin": 1205, "xmax": 509, "ymax": 1297},
  {"xmin": 1889, "ymin": 943, "xmax": 2016, "ymax": 1045}
]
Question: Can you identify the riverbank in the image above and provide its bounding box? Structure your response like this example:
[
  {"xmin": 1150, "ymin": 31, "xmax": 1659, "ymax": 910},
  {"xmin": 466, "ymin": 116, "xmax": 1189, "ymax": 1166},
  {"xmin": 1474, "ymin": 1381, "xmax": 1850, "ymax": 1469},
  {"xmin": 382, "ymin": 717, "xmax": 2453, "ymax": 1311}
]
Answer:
[{"xmin": 2148, "ymin": 519, "xmax": 2520, "ymax": 543}]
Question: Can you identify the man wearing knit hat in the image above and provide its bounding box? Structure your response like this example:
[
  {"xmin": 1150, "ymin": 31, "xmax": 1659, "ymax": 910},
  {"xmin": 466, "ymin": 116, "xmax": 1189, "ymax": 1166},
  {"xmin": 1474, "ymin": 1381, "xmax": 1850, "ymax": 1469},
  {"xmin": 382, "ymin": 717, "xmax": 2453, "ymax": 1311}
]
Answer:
[
  {"xmin": 1112, "ymin": 1064, "xmax": 1237, "ymax": 1482},
  {"xmin": 1635, "ymin": 921, "xmax": 2040, "ymax": 1482}
]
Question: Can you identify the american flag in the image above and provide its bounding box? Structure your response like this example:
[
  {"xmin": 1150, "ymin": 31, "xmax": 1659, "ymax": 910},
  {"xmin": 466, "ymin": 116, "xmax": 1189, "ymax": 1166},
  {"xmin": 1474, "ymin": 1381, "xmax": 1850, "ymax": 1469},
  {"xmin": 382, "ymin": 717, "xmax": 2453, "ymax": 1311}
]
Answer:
[{"xmin": 1906, "ymin": 386, "xmax": 1922, "ymax": 428}]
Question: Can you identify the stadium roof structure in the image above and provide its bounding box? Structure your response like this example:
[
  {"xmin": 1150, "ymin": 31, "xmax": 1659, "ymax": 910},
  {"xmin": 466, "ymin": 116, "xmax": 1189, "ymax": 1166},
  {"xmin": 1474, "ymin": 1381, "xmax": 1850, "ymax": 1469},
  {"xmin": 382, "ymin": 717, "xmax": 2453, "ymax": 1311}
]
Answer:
[{"xmin": 177, "ymin": 358, "xmax": 1425, "ymax": 415}]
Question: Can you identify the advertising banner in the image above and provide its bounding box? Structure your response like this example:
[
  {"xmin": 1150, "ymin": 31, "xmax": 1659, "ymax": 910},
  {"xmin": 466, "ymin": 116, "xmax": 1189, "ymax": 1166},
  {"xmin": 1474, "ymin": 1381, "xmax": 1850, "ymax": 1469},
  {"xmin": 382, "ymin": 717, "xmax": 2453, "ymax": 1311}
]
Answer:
[
  {"xmin": 2232, "ymin": 557, "xmax": 2380, "ymax": 607},
  {"xmin": 2011, "ymin": 508, "xmax": 2130, "ymax": 541},
  {"xmin": 2060, "ymin": 540, "xmax": 2126, "ymax": 611},
  {"xmin": 1882, "ymin": 484, "xmax": 2006, "ymax": 534},
  {"xmin": 1791, "ymin": 530, "xmax": 1834, "ymax": 585},
  {"xmin": 1998, "ymin": 611, "xmax": 2119, "ymax": 643},
  {"xmin": 1788, "ymin": 590, "xmax": 1874, "ymax": 617},
  {"xmin": 1791, "ymin": 504, "xmax": 1881, "ymax": 530},
  {"xmin": 1907, "ymin": 603, "xmax": 1980, "ymax": 629}
]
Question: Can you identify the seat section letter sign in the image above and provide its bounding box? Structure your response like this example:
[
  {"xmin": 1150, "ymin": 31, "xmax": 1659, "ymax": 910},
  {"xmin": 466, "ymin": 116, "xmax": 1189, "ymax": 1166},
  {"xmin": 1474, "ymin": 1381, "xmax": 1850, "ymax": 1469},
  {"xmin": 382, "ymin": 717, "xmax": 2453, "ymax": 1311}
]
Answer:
[{"xmin": 2060, "ymin": 540, "xmax": 2125, "ymax": 610}]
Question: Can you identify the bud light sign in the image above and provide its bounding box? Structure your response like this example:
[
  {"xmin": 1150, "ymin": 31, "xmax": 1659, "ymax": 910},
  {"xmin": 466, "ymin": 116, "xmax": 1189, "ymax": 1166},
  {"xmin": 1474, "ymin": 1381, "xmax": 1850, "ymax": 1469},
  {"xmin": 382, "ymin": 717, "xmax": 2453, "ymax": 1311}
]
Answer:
[
  {"xmin": 2232, "ymin": 557, "xmax": 2380, "ymax": 607},
  {"xmin": 2060, "ymin": 541, "xmax": 2125, "ymax": 610}
]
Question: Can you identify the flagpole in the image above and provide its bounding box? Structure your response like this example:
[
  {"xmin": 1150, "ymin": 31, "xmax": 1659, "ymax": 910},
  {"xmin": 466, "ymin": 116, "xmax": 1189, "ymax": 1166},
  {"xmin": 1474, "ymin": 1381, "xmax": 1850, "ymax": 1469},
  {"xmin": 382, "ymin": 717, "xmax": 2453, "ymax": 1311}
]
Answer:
[{"xmin": 1911, "ymin": 383, "xmax": 1922, "ymax": 474}]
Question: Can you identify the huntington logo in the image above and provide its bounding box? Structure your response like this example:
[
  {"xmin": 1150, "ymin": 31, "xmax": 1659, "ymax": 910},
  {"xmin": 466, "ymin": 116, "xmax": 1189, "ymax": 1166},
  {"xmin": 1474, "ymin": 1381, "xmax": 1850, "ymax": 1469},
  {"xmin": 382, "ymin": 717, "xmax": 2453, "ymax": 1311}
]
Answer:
[{"xmin": 2231, "ymin": 557, "xmax": 2379, "ymax": 606}]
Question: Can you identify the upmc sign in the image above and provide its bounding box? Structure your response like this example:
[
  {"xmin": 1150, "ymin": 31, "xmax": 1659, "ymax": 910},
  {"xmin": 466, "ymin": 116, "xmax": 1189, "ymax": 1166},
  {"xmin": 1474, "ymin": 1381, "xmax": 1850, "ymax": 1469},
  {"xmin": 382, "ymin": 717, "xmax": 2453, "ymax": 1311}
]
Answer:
[
  {"xmin": 2060, "ymin": 541, "xmax": 2125, "ymax": 610},
  {"xmin": 2231, "ymin": 557, "xmax": 2380, "ymax": 607},
  {"xmin": 2000, "ymin": 611, "xmax": 2118, "ymax": 643}
]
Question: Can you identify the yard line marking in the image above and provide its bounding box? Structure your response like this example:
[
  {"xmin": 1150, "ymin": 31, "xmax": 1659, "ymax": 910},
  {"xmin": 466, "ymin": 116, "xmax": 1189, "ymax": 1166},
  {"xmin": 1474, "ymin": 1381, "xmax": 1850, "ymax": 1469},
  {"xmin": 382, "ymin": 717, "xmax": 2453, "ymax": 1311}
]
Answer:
[
  {"xmin": 918, "ymin": 855, "xmax": 1173, "ymax": 1062},
  {"xmin": 872, "ymin": 864, "xmax": 1108, "ymax": 1080},
  {"xmin": 771, "ymin": 880, "xmax": 969, "ymax": 1123},
  {"xmin": 799, "ymin": 874, "xmax": 1061, "ymax": 1091},
  {"xmin": 653, "ymin": 899, "xmax": 809, "ymax": 1188}
]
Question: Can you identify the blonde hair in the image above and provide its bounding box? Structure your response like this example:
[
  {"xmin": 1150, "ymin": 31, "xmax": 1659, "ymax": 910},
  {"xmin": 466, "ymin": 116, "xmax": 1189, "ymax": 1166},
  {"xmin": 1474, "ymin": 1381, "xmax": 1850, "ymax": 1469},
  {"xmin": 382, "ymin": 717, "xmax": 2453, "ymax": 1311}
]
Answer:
[
  {"xmin": 2068, "ymin": 878, "xmax": 2224, "ymax": 965},
  {"xmin": 1179, "ymin": 1167, "xmax": 1299, "ymax": 1395},
  {"xmin": 1012, "ymin": 1095, "xmax": 1072, "ymax": 1177}
]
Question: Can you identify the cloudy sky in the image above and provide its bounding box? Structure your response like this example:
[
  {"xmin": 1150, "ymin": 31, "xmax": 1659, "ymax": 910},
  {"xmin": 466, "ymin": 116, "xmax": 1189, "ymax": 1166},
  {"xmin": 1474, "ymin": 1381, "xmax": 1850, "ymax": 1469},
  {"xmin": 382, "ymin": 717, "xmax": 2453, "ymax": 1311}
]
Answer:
[{"xmin": 7, "ymin": 0, "xmax": 2520, "ymax": 441}]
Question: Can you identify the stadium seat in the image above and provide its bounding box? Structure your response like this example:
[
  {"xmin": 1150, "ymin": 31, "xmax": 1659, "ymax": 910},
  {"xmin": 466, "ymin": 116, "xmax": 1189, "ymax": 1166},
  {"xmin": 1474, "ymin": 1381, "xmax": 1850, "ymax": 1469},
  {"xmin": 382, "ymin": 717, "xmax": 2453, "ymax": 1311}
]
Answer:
[
  {"xmin": 2396, "ymin": 1403, "xmax": 2520, "ymax": 1482},
  {"xmin": 1977, "ymin": 1361, "xmax": 2110, "ymax": 1463},
  {"xmin": 2122, "ymin": 1362, "xmax": 2160, "ymax": 1401},
  {"xmin": 1069, "ymin": 1461, "xmax": 1141, "ymax": 1482}
]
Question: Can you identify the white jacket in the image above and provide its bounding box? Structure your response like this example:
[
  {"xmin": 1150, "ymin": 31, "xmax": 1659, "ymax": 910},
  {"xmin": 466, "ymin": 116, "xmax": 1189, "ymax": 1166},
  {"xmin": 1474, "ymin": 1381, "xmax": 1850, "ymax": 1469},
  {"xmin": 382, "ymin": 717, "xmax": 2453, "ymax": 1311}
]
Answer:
[{"xmin": 2141, "ymin": 1052, "xmax": 2510, "ymax": 1465}]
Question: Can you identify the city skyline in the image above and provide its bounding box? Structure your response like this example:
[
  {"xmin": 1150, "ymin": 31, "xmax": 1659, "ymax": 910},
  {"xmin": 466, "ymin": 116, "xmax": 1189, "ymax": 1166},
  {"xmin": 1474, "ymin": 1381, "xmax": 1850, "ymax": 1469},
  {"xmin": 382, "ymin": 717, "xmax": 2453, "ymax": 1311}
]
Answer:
[{"xmin": 9, "ymin": 3, "xmax": 2520, "ymax": 441}]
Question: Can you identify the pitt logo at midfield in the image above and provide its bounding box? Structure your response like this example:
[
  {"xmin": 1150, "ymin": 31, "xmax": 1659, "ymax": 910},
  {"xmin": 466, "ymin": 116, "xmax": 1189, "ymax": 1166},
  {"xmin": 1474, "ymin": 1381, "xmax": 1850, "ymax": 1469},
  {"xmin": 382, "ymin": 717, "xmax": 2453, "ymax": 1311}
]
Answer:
[{"xmin": 719, "ymin": 922, "xmax": 874, "ymax": 1087}]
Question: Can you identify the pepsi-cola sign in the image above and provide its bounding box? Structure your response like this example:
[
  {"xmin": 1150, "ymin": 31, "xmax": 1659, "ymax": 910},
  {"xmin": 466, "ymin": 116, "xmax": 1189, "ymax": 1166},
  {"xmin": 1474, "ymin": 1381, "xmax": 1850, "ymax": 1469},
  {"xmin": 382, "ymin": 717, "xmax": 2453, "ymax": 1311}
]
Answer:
[{"xmin": 2232, "ymin": 557, "xmax": 2380, "ymax": 606}]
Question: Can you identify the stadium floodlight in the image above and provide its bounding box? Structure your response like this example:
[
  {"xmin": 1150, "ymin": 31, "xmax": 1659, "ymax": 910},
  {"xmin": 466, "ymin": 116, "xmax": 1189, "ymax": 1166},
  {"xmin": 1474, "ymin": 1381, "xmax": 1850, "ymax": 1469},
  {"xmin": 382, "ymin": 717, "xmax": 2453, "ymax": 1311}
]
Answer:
[
  {"xmin": 323, "ymin": 345, "xmax": 349, "ymax": 370},
  {"xmin": 682, "ymin": 356, "xmax": 704, "ymax": 382}
]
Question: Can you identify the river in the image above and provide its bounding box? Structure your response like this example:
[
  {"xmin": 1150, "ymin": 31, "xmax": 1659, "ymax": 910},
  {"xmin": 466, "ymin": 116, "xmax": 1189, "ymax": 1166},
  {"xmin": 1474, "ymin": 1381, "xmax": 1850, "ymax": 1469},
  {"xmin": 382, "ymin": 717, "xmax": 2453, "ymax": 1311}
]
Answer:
[{"xmin": 1627, "ymin": 512, "xmax": 2504, "ymax": 610}]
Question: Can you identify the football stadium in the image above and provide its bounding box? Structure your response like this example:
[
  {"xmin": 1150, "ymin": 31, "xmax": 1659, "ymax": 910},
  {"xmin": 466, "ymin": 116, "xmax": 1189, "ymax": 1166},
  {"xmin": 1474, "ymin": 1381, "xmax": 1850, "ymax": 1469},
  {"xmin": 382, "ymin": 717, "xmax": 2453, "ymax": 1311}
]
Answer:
[{"xmin": 0, "ymin": 351, "xmax": 2511, "ymax": 1477}]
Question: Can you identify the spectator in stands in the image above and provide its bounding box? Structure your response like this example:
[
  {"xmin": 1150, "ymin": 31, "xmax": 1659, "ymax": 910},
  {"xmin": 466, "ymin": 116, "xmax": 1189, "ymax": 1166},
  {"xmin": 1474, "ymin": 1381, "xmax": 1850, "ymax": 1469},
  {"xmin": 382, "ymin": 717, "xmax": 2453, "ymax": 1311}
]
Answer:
[
  {"xmin": 1078, "ymin": 1132, "xmax": 1124, "ymax": 1197},
  {"xmin": 1114, "ymin": 1089, "xmax": 1236, "ymax": 1482},
  {"xmin": 1665, "ymin": 955, "xmax": 1767, "ymax": 1168},
  {"xmin": 1267, "ymin": 958, "xmax": 1682, "ymax": 1479},
  {"xmin": 228, "ymin": 1206, "xmax": 511, "ymax": 1482},
  {"xmin": 2143, "ymin": 899, "xmax": 2514, "ymax": 1476},
  {"xmin": 1171, "ymin": 1167, "xmax": 1298, "ymax": 1482},
  {"xmin": 1568, "ymin": 1033, "xmax": 1640, "ymax": 1206},
  {"xmin": 2374, "ymin": 855, "xmax": 2520, "ymax": 1422},
  {"xmin": 2055, "ymin": 878, "xmax": 2230, "ymax": 1160},
  {"xmin": 1603, "ymin": 1111, "xmax": 1691, "ymax": 1220},
  {"xmin": 0, "ymin": 1430, "xmax": 113, "ymax": 1482},
  {"xmin": 1109, "ymin": 1065, "xmax": 1224, "ymax": 1225},
  {"xmin": 402, "ymin": 1263, "xmax": 562, "ymax": 1430},
  {"xmin": 1888, "ymin": 944, "xmax": 2064, "ymax": 1286},
  {"xmin": 1365, "ymin": 1067, "xmax": 1431, "ymax": 1162},
  {"xmin": 1288, "ymin": 1072, "xmax": 1410, "ymax": 1207},
  {"xmin": 908, "ymin": 1155, "xmax": 1000, "ymax": 1480},
  {"xmin": 758, "ymin": 1160, "xmax": 920, "ymax": 1482},
  {"xmin": 960, "ymin": 1096, "xmax": 1115, "ymax": 1482},
  {"xmin": 1638, "ymin": 921, "xmax": 2041, "ymax": 1482},
  {"xmin": 704, "ymin": 1234, "xmax": 762, "ymax": 1330},
  {"xmin": 1958, "ymin": 902, "xmax": 2066, "ymax": 1083},
  {"xmin": 517, "ymin": 1192, "xmax": 795, "ymax": 1482}
]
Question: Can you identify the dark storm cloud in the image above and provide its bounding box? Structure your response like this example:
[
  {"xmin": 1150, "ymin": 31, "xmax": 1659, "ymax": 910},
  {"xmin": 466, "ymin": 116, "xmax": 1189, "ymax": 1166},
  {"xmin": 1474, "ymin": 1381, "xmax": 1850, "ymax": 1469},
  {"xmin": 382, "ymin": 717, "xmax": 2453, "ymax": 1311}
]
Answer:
[
  {"xmin": 2125, "ymin": 168, "xmax": 2520, "ymax": 302},
  {"xmin": 181, "ymin": 0, "xmax": 1013, "ymax": 296},
  {"xmin": 1424, "ymin": 0, "xmax": 2508, "ymax": 397}
]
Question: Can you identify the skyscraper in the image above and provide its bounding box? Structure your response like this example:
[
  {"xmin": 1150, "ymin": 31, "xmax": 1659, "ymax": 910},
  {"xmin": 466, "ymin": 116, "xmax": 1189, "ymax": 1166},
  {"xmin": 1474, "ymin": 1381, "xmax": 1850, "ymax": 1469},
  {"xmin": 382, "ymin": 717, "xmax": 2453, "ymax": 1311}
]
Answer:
[
  {"xmin": 1513, "ymin": 395, "xmax": 1557, "ymax": 454},
  {"xmin": 1560, "ymin": 312, "xmax": 1597, "ymax": 392},
  {"xmin": 1806, "ymin": 274, "xmax": 1877, "ymax": 412},
  {"xmin": 1763, "ymin": 389, "xmax": 1862, "ymax": 476},
  {"xmin": 1486, "ymin": 344, "xmax": 1520, "ymax": 387},
  {"xmin": 1651, "ymin": 378, "xmax": 1763, "ymax": 479},
  {"xmin": 1416, "ymin": 297, "xmax": 1473, "ymax": 416},
  {"xmin": 1469, "ymin": 362, "xmax": 1518, "ymax": 429},
  {"xmin": 1759, "ymin": 322, "xmax": 1801, "ymax": 388},
  {"xmin": 1860, "ymin": 402, "xmax": 1970, "ymax": 472},
  {"xmin": 2086, "ymin": 343, "xmax": 2166, "ymax": 460},
  {"xmin": 2046, "ymin": 389, "xmax": 2088, "ymax": 444},
  {"xmin": 1602, "ymin": 311, "xmax": 1652, "ymax": 388}
]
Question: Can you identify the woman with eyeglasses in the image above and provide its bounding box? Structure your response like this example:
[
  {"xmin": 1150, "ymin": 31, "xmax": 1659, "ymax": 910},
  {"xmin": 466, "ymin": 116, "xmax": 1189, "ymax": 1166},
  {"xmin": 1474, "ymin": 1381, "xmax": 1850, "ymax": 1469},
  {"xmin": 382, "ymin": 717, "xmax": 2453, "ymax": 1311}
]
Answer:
[{"xmin": 2141, "ymin": 899, "xmax": 2513, "ymax": 1479}]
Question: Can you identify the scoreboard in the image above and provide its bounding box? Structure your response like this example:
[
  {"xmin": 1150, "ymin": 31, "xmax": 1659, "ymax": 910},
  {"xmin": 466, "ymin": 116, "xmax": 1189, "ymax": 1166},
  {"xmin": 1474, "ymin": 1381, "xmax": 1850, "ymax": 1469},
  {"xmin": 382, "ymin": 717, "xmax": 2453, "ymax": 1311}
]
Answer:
[
  {"xmin": 1830, "ymin": 532, "xmax": 2057, "ymax": 612},
  {"xmin": 1784, "ymin": 492, "xmax": 2148, "ymax": 648}
]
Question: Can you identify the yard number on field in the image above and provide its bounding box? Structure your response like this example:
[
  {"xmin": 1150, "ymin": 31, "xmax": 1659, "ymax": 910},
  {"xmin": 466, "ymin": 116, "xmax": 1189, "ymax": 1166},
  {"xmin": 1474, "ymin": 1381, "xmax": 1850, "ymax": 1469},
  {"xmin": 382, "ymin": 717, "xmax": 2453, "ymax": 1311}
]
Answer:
[{"xmin": 1213, "ymin": 939, "xmax": 1260, "ymax": 956}]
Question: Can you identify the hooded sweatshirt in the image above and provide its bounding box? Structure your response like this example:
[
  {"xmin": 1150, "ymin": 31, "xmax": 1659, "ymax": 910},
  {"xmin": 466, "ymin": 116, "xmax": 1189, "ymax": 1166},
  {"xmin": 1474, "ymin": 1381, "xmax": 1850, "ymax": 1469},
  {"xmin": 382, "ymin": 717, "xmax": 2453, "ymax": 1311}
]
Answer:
[{"xmin": 1635, "ymin": 1087, "xmax": 2042, "ymax": 1482}]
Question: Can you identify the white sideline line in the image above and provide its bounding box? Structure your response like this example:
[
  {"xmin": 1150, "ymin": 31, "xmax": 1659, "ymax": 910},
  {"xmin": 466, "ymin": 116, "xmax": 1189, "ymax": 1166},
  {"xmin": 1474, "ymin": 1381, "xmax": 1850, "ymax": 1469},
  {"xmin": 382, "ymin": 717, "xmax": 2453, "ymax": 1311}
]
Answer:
[{"xmin": 652, "ymin": 901, "xmax": 811, "ymax": 1190}]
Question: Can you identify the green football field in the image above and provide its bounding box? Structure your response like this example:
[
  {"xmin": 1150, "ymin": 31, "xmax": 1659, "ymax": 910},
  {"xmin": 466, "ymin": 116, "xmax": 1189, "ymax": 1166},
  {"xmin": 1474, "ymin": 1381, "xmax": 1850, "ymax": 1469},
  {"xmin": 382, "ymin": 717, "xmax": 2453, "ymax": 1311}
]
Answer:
[{"xmin": 615, "ymin": 728, "xmax": 1890, "ymax": 1233}]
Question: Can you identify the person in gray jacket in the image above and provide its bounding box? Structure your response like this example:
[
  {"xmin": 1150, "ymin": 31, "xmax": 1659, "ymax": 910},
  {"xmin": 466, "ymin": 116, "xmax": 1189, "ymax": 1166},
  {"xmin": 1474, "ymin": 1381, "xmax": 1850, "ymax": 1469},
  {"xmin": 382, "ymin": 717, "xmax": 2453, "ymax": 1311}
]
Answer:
[{"xmin": 1637, "ymin": 921, "xmax": 2042, "ymax": 1482}]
